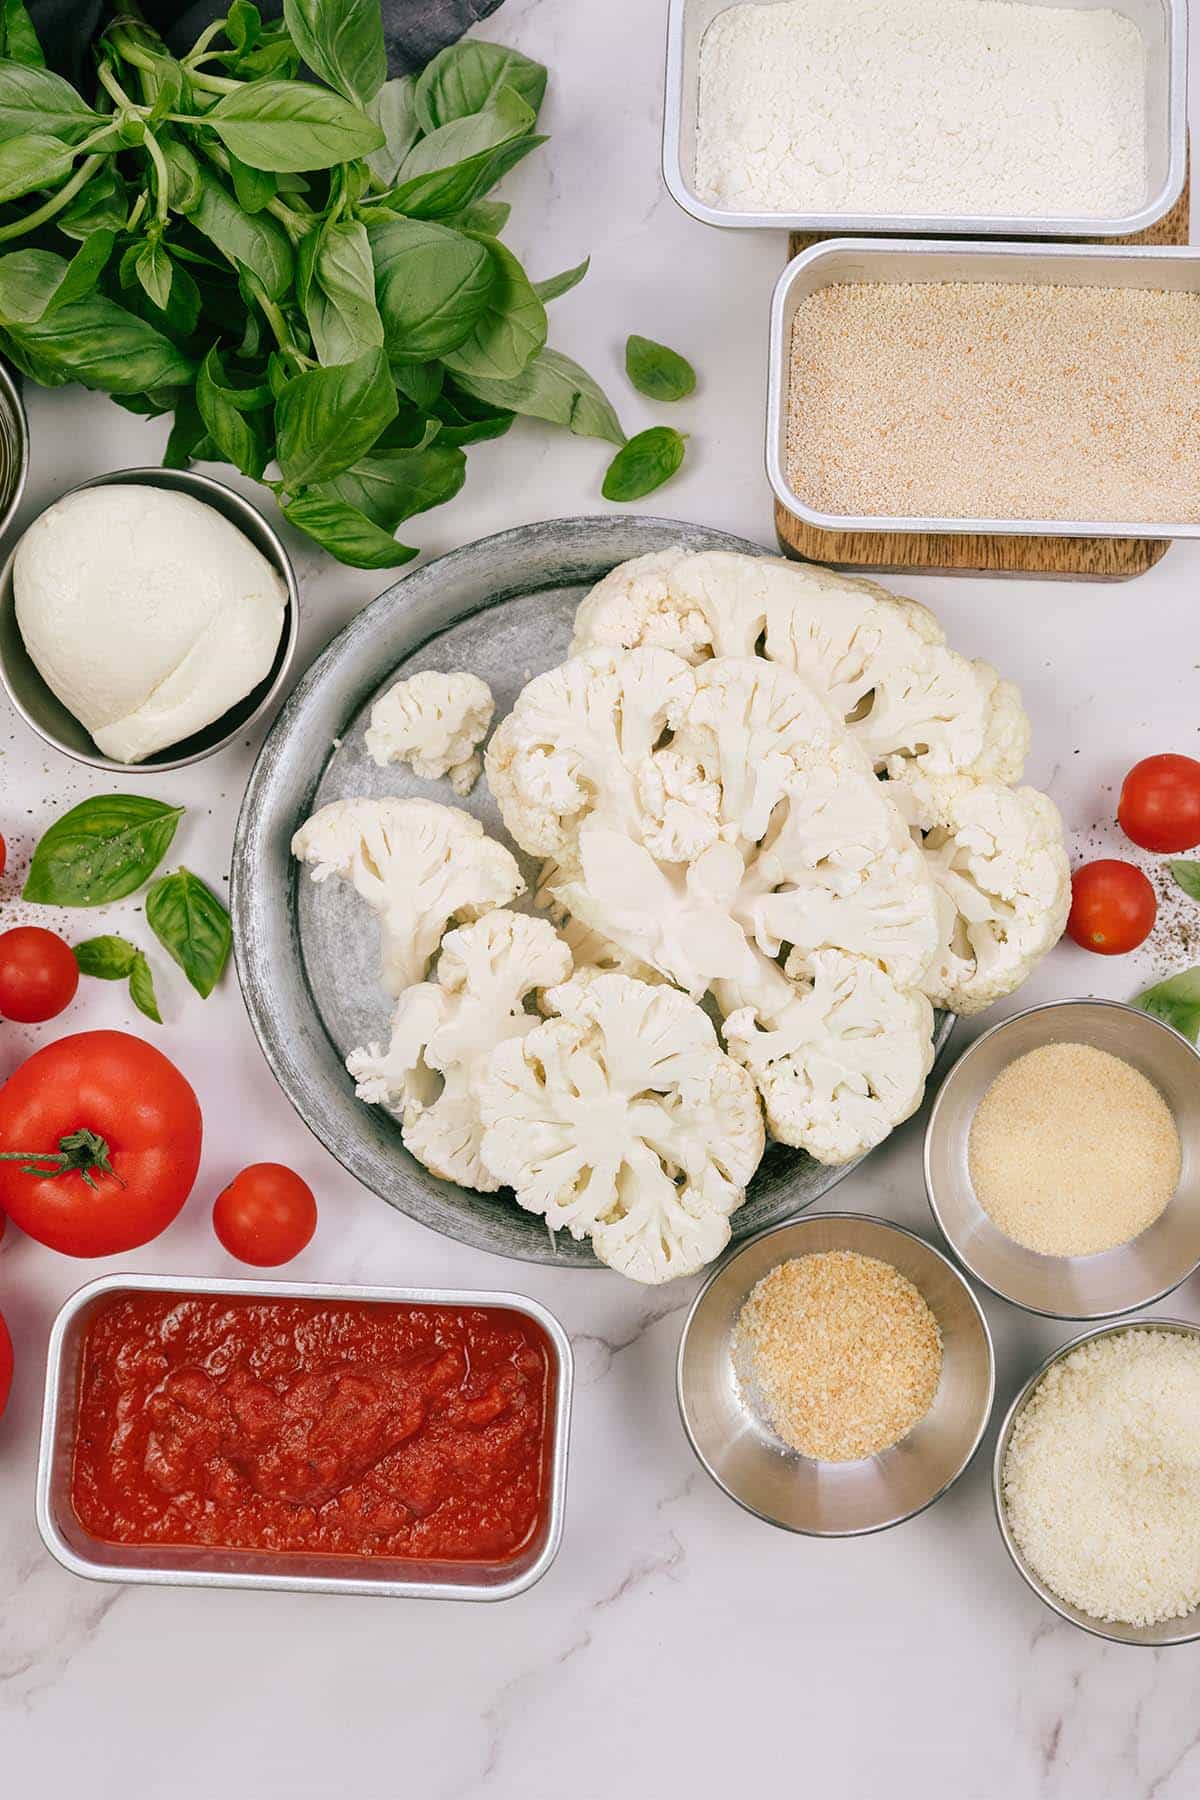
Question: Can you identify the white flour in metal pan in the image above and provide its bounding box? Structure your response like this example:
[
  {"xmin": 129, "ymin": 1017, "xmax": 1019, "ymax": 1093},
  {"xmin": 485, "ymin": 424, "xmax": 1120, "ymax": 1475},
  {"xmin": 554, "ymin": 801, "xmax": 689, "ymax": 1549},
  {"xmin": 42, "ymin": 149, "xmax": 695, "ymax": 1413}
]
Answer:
[{"xmin": 694, "ymin": 0, "xmax": 1147, "ymax": 218}]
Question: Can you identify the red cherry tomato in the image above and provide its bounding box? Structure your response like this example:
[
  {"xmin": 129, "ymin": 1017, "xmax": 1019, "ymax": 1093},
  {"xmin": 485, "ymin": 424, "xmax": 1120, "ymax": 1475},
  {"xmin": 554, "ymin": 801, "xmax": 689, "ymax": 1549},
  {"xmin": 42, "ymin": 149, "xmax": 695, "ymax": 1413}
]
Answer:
[
  {"xmin": 0, "ymin": 1031, "xmax": 202, "ymax": 1256},
  {"xmin": 1067, "ymin": 859, "xmax": 1157, "ymax": 954},
  {"xmin": 0, "ymin": 927, "xmax": 79, "ymax": 1023},
  {"xmin": 1118, "ymin": 754, "xmax": 1200, "ymax": 853},
  {"xmin": 213, "ymin": 1163, "xmax": 317, "ymax": 1267},
  {"xmin": 0, "ymin": 1309, "xmax": 11, "ymax": 1421}
]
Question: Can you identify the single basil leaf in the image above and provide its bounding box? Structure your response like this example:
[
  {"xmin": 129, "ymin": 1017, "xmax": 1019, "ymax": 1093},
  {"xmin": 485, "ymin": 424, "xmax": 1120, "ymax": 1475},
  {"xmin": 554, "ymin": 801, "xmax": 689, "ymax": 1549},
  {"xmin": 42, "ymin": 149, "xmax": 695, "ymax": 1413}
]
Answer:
[
  {"xmin": 163, "ymin": 394, "xmax": 209, "ymax": 468},
  {"xmin": 1169, "ymin": 861, "xmax": 1200, "ymax": 901},
  {"xmin": 282, "ymin": 0, "xmax": 386, "ymax": 107},
  {"xmin": 276, "ymin": 345, "xmax": 397, "ymax": 486},
  {"xmin": 602, "ymin": 425, "xmax": 687, "ymax": 502},
  {"xmin": 134, "ymin": 238, "xmax": 173, "ymax": 313},
  {"xmin": 1, "ymin": 289, "xmax": 194, "ymax": 395},
  {"xmin": 221, "ymin": 23, "xmax": 300, "ymax": 82},
  {"xmin": 414, "ymin": 41, "xmax": 546, "ymax": 131},
  {"xmin": 306, "ymin": 219, "xmax": 383, "ymax": 365},
  {"xmin": 228, "ymin": 150, "xmax": 276, "ymax": 212},
  {"xmin": 197, "ymin": 345, "xmax": 268, "ymax": 479},
  {"xmin": 386, "ymin": 111, "xmax": 543, "ymax": 219},
  {"xmin": 441, "ymin": 235, "xmax": 545, "ymax": 382},
  {"xmin": 446, "ymin": 198, "xmax": 509, "ymax": 234},
  {"xmin": 146, "ymin": 867, "xmax": 231, "ymax": 998},
  {"xmin": 365, "ymin": 75, "xmax": 419, "ymax": 186},
  {"xmin": 133, "ymin": 256, "xmax": 202, "ymax": 342},
  {"xmin": 226, "ymin": 0, "xmax": 261, "ymax": 52},
  {"xmin": 23, "ymin": 796, "xmax": 184, "ymax": 906},
  {"xmin": 368, "ymin": 216, "xmax": 494, "ymax": 360},
  {"xmin": 394, "ymin": 83, "xmax": 532, "ymax": 181},
  {"xmin": 0, "ymin": 59, "xmax": 98, "ymax": 141},
  {"xmin": 129, "ymin": 952, "xmax": 162, "ymax": 1024},
  {"xmin": 0, "ymin": 131, "xmax": 76, "ymax": 203},
  {"xmin": 535, "ymin": 257, "xmax": 589, "ymax": 304},
  {"xmin": 625, "ymin": 333, "xmax": 696, "ymax": 403},
  {"xmin": 190, "ymin": 165, "xmax": 293, "ymax": 298},
  {"xmin": 75, "ymin": 935, "xmax": 138, "ymax": 979},
  {"xmin": 1135, "ymin": 967, "xmax": 1200, "ymax": 1042},
  {"xmin": 207, "ymin": 79, "xmax": 384, "ymax": 173},
  {"xmin": 329, "ymin": 442, "xmax": 466, "ymax": 528},
  {"xmin": 431, "ymin": 385, "xmax": 513, "ymax": 446},
  {"xmin": 46, "ymin": 229, "xmax": 116, "ymax": 311},
  {"xmin": 161, "ymin": 136, "xmax": 204, "ymax": 213},
  {"xmin": 453, "ymin": 346, "xmax": 625, "ymax": 446},
  {"xmin": 0, "ymin": 247, "xmax": 67, "ymax": 322},
  {"xmin": 1, "ymin": 0, "xmax": 43, "ymax": 67},
  {"xmin": 390, "ymin": 357, "xmax": 443, "ymax": 409},
  {"xmin": 281, "ymin": 490, "xmax": 417, "ymax": 568},
  {"xmin": 58, "ymin": 164, "xmax": 128, "ymax": 238}
]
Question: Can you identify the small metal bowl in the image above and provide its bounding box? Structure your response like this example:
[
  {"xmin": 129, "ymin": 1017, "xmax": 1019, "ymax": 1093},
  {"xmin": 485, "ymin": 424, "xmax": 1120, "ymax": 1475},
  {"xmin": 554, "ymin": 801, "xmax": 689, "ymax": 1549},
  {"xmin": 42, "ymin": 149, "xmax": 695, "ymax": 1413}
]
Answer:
[
  {"xmin": 677, "ymin": 1213, "xmax": 995, "ymax": 1538},
  {"xmin": 0, "ymin": 466, "xmax": 298, "ymax": 773},
  {"xmin": 925, "ymin": 999, "xmax": 1200, "ymax": 1321},
  {"xmin": 993, "ymin": 1318, "xmax": 1200, "ymax": 1646}
]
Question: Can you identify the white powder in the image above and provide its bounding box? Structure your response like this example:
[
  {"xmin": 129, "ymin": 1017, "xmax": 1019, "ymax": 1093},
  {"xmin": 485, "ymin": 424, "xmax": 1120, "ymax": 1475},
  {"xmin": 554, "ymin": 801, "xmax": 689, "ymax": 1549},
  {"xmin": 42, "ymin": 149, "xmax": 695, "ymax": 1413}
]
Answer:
[{"xmin": 695, "ymin": 0, "xmax": 1147, "ymax": 218}]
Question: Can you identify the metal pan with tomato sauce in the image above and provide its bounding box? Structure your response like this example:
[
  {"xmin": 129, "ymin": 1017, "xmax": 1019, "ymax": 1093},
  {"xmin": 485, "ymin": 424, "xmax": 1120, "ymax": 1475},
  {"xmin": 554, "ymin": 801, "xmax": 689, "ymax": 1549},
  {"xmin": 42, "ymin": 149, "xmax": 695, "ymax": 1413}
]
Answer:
[{"xmin": 37, "ymin": 1274, "xmax": 572, "ymax": 1601}]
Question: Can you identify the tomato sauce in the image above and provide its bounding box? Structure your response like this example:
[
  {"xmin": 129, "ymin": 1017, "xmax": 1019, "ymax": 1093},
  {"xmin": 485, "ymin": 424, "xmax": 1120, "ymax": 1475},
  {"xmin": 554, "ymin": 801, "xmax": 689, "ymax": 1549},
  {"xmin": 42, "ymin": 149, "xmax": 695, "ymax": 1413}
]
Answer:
[{"xmin": 71, "ymin": 1293, "xmax": 554, "ymax": 1563}]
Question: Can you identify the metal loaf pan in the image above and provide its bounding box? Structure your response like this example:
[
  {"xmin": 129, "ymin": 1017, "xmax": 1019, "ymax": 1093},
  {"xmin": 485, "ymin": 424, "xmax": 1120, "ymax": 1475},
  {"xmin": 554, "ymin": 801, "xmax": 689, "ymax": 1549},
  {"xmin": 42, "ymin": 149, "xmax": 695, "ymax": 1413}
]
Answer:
[
  {"xmin": 37, "ymin": 1274, "xmax": 573, "ymax": 1601},
  {"xmin": 663, "ymin": 0, "xmax": 1187, "ymax": 236},
  {"xmin": 767, "ymin": 238, "xmax": 1200, "ymax": 540}
]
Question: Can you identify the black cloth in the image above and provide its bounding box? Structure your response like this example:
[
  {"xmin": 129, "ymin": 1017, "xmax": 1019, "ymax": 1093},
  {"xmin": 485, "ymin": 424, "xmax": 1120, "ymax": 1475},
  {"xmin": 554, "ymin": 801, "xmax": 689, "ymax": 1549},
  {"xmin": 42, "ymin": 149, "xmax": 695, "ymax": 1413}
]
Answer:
[{"xmin": 29, "ymin": 1, "xmax": 507, "ymax": 82}]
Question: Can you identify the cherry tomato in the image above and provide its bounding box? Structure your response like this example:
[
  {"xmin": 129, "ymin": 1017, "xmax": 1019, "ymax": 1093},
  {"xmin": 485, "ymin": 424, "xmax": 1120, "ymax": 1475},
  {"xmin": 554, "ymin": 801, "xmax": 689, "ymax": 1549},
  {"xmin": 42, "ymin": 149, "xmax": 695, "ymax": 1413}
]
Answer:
[
  {"xmin": 0, "ymin": 927, "xmax": 78, "ymax": 1023},
  {"xmin": 0, "ymin": 1031, "xmax": 203, "ymax": 1256},
  {"xmin": 1067, "ymin": 859, "xmax": 1157, "ymax": 954},
  {"xmin": 0, "ymin": 1309, "xmax": 11, "ymax": 1421},
  {"xmin": 1118, "ymin": 754, "xmax": 1200, "ymax": 853},
  {"xmin": 213, "ymin": 1163, "xmax": 317, "ymax": 1267}
]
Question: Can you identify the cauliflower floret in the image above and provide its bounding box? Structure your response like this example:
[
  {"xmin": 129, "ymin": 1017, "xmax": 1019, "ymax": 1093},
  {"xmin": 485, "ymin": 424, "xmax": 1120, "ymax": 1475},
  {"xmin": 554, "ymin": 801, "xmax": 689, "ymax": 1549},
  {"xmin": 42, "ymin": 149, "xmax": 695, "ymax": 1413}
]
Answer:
[
  {"xmin": 557, "ymin": 912, "xmax": 665, "ymax": 990},
  {"xmin": 477, "ymin": 973, "xmax": 764, "ymax": 1283},
  {"xmin": 893, "ymin": 772, "xmax": 1070, "ymax": 1015},
  {"xmin": 292, "ymin": 797, "xmax": 522, "ymax": 994},
  {"xmin": 347, "ymin": 911, "xmax": 572, "ymax": 1191},
  {"xmin": 485, "ymin": 647, "xmax": 695, "ymax": 856},
  {"xmin": 722, "ymin": 951, "xmax": 935, "ymax": 1165},
  {"xmin": 364, "ymin": 669, "xmax": 494, "ymax": 797}
]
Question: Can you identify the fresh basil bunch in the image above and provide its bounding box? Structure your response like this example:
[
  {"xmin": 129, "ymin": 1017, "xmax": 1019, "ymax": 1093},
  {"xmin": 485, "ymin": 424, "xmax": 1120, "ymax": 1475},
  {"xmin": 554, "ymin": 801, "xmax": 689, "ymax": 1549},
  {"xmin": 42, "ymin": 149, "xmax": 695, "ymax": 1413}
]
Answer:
[{"xmin": 0, "ymin": 0, "xmax": 626, "ymax": 567}]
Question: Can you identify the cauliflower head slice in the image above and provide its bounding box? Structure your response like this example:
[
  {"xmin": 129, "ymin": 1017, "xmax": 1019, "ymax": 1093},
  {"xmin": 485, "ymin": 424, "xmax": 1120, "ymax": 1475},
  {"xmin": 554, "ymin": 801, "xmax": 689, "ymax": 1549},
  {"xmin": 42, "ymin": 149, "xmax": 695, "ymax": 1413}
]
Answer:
[
  {"xmin": 346, "ymin": 911, "xmax": 572, "ymax": 1191},
  {"xmin": 364, "ymin": 669, "xmax": 494, "ymax": 797},
  {"xmin": 291, "ymin": 796, "xmax": 523, "ymax": 995},
  {"xmin": 485, "ymin": 646, "xmax": 696, "ymax": 857},
  {"xmin": 722, "ymin": 950, "xmax": 935, "ymax": 1165},
  {"xmin": 894, "ymin": 772, "xmax": 1070, "ymax": 1016},
  {"xmin": 477, "ymin": 972, "xmax": 765, "ymax": 1284}
]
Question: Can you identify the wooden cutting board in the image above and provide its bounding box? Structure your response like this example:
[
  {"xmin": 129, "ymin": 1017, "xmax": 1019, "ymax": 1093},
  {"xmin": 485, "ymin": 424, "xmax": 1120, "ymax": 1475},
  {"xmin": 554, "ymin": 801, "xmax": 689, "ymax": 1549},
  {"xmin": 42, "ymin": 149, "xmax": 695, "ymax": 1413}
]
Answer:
[{"xmin": 775, "ymin": 164, "xmax": 1190, "ymax": 578}]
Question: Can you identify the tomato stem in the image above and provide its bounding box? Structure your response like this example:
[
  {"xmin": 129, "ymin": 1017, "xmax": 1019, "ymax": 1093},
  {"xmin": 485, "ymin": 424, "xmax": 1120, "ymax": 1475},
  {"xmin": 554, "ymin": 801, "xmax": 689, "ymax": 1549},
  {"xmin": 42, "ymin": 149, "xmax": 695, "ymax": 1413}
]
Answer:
[{"xmin": 0, "ymin": 1129, "xmax": 125, "ymax": 1189}]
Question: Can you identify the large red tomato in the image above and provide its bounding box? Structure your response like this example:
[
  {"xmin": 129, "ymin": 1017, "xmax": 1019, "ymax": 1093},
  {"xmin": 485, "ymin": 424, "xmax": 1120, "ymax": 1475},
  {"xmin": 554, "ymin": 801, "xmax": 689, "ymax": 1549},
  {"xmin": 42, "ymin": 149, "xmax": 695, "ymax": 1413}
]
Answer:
[{"xmin": 0, "ymin": 1032, "xmax": 202, "ymax": 1256}]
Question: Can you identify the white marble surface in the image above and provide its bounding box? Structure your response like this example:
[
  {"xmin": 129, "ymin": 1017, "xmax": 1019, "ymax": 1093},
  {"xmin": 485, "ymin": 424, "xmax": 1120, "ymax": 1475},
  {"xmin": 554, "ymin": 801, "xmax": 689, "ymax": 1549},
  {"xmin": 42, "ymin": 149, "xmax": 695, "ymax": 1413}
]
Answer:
[{"xmin": 3, "ymin": 3, "xmax": 1200, "ymax": 1794}]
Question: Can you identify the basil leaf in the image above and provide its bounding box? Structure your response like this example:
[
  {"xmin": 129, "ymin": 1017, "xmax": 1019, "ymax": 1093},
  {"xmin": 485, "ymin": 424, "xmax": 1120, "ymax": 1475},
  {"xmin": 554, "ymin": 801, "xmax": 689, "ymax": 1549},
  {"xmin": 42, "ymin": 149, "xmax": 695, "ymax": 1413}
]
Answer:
[
  {"xmin": 228, "ymin": 150, "xmax": 276, "ymax": 212},
  {"xmin": 163, "ymin": 394, "xmax": 210, "ymax": 468},
  {"xmin": 365, "ymin": 75, "xmax": 419, "ymax": 186},
  {"xmin": 385, "ymin": 128, "xmax": 543, "ymax": 223},
  {"xmin": 23, "ymin": 796, "xmax": 184, "ymax": 907},
  {"xmin": 329, "ymin": 442, "xmax": 466, "ymax": 528},
  {"xmin": 441, "ymin": 235, "xmax": 546, "ymax": 382},
  {"xmin": 453, "ymin": 347, "xmax": 625, "ymax": 446},
  {"xmin": 390, "ymin": 357, "xmax": 443, "ymax": 409},
  {"xmin": 162, "ymin": 136, "xmax": 204, "ymax": 213},
  {"xmin": 197, "ymin": 345, "xmax": 268, "ymax": 479},
  {"xmin": 75, "ymin": 935, "xmax": 138, "ymax": 979},
  {"xmin": 129, "ymin": 952, "xmax": 162, "ymax": 1024},
  {"xmin": 388, "ymin": 86, "xmax": 535, "ymax": 219},
  {"xmin": 625, "ymin": 333, "xmax": 696, "ymax": 403},
  {"xmin": 207, "ymin": 79, "xmax": 384, "ymax": 173},
  {"xmin": 1, "ymin": 289, "xmax": 193, "ymax": 395},
  {"xmin": 0, "ymin": 59, "xmax": 99, "ymax": 141},
  {"xmin": 1170, "ymin": 861, "xmax": 1200, "ymax": 900},
  {"xmin": 0, "ymin": 247, "xmax": 67, "ymax": 322},
  {"xmin": 190, "ymin": 165, "xmax": 293, "ymax": 298},
  {"xmin": 415, "ymin": 41, "xmax": 546, "ymax": 132},
  {"xmin": 431, "ymin": 383, "xmax": 513, "ymax": 446},
  {"xmin": 368, "ymin": 216, "xmax": 494, "ymax": 360},
  {"xmin": 602, "ymin": 426, "xmax": 687, "ymax": 502},
  {"xmin": 276, "ymin": 346, "xmax": 397, "ymax": 486},
  {"xmin": 0, "ymin": 1, "xmax": 43, "ymax": 67},
  {"xmin": 47, "ymin": 230, "xmax": 116, "ymax": 311},
  {"xmin": 282, "ymin": 0, "xmax": 386, "ymax": 107},
  {"xmin": 1136, "ymin": 967, "xmax": 1200, "ymax": 1043},
  {"xmin": 223, "ymin": 23, "xmax": 300, "ymax": 82},
  {"xmin": 281, "ymin": 491, "xmax": 417, "ymax": 568},
  {"xmin": 447, "ymin": 198, "xmax": 509, "ymax": 235},
  {"xmin": 0, "ymin": 132, "xmax": 76, "ymax": 203},
  {"xmin": 535, "ymin": 257, "xmax": 589, "ymax": 304},
  {"xmin": 134, "ymin": 239, "xmax": 174, "ymax": 313},
  {"xmin": 226, "ymin": 1, "xmax": 261, "ymax": 52},
  {"xmin": 305, "ymin": 219, "xmax": 383, "ymax": 365},
  {"xmin": 146, "ymin": 867, "xmax": 231, "ymax": 998},
  {"xmin": 58, "ymin": 164, "xmax": 128, "ymax": 238}
]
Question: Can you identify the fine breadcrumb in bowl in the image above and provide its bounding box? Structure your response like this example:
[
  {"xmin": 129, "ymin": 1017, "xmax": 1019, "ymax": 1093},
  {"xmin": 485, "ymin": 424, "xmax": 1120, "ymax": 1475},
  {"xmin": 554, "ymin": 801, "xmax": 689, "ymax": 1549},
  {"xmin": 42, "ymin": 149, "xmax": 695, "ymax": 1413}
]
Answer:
[
  {"xmin": 785, "ymin": 281, "xmax": 1200, "ymax": 524},
  {"xmin": 967, "ymin": 1042, "xmax": 1180, "ymax": 1257},
  {"xmin": 1003, "ymin": 1330, "xmax": 1200, "ymax": 1628},
  {"xmin": 732, "ymin": 1250, "xmax": 943, "ymax": 1461}
]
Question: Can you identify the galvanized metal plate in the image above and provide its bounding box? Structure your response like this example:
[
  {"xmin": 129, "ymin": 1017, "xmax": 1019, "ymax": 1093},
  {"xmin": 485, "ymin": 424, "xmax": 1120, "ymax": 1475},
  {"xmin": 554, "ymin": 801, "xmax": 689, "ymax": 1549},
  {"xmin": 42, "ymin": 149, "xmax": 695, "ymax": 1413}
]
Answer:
[{"xmin": 231, "ymin": 516, "xmax": 954, "ymax": 1270}]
